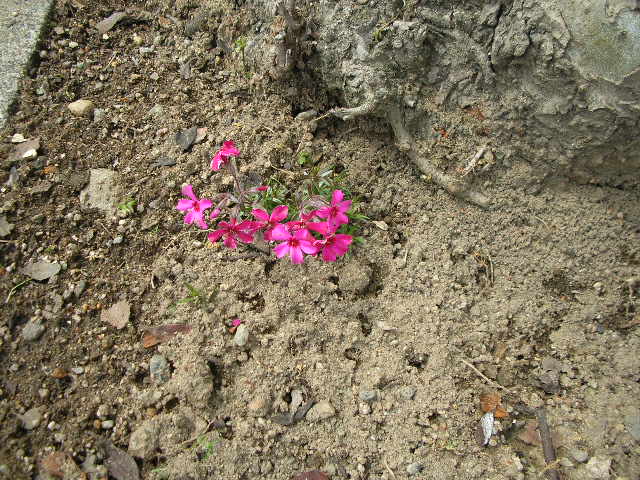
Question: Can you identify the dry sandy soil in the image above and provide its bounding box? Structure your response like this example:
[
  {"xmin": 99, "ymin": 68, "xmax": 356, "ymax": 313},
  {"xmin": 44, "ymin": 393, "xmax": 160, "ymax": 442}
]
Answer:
[{"xmin": 1, "ymin": 1, "xmax": 639, "ymax": 479}]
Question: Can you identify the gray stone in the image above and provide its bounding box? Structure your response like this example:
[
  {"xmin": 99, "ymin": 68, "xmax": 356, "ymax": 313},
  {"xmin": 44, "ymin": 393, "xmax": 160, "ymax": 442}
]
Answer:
[
  {"xmin": 101, "ymin": 420, "xmax": 114, "ymax": 429},
  {"xmin": 22, "ymin": 320, "xmax": 45, "ymax": 341},
  {"xmin": 147, "ymin": 104, "xmax": 163, "ymax": 117},
  {"xmin": 233, "ymin": 324, "xmax": 249, "ymax": 347},
  {"xmin": 406, "ymin": 463, "xmax": 423, "ymax": 475},
  {"xmin": 149, "ymin": 355, "xmax": 171, "ymax": 384},
  {"xmin": 584, "ymin": 456, "xmax": 611, "ymax": 479},
  {"xmin": 93, "ymin": 108, "xmax": 106, "ymax": 122},
  {"xmin": 112, "ymin": 236, "xmax": 123, "ymax": 245},
  {"xmin": 68, "ymin": 99, "xmax": 95, "ymax": 117},
  {"xmin": 624, "ymin": 413, "xmax": 640, "ymax": 442},
  {"xmin": 80, "ymin": 169, "xmax": 119, "ymax": 212},
  {"xmin": 305, "ymin": 400, "xmax": 335, "ymax": 421},
  {"xmin": 399, "ymin": 386, "xmax": 416, "ymax": 400},
  {"xmin": 570, "ymin": 448, "xmax": 589, "ymax": 463},
  {"xmin": 0, "ymin": 216, "xmax": 14, "ymax": 237},
  {"xmin": 175, "ymin": 126, "xmax": 198, "ymax": 151},
  {"xmin": 358, "ymin": 390, "xmax": 377, "ymax": 403},
  {"xmin": 21, "ymin": 260, "xmax": 61, "ymax": 281},
  {"xmin": 74, "ymin": 280, "xmax": 86, "ymax": 297},
  {"xmin": 128, "ymin": 418, "xmax": 160, "ymax": 459},
  {"xmin": 20, "ymin": 407, "xmax": 42, "ymax": 430},
  {"xmin": 71, "ymin": 367, "xmax": 84, "ymax": 375}
]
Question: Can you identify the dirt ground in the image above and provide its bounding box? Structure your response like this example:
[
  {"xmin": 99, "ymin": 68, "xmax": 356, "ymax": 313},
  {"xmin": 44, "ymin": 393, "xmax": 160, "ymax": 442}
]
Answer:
[{"xmin": 1, "ymin": 1, "xmax": 639, "ymax": 479}]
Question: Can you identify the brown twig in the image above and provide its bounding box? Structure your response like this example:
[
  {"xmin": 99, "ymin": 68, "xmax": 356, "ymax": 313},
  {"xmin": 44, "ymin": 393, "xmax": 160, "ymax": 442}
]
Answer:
[
  {"xmin": 461, "ymin": 359, "xmax": 513, "ymax": 394},
  {"xmin": 536, "ymin": 408, "xmax": 560, "ymax": 480}
]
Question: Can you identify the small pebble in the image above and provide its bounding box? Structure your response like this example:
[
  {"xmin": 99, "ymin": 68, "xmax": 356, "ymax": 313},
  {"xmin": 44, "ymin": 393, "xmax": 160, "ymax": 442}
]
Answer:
[
  {"xmin": 570, "ymin": 449, "xmax": 589, "ymax": 463},
  {"xmin": 399, "ymin": 386, "xmax": 417, "ymax": 400},
  {"xmin": 22, "ymin": 320, "xmax": 46, "ymax": 342},
  {"xmin": 234, "ymin": 324, "xmax": 249, "ymax": 347},
  {"xmin": 406, "ymin": 463, "xmax": 423, "ymax": 475},
  {"xmin": 71, "ymin": 367, "xmax": 84, "ymax": 375},
  {"xmin": 359, "ymin": 390, "xmax": 377, "ymax": 403},
  {"xmin": 101, "ymin": 420, "xmax": 114, "ymax": 429},
  {"xmin": 20, "ymin": 408, "xmax": 42, "ymax": 430},
  {"xmin": 149, "ymin": 355, "xmax": 171, "ymax": 384}
]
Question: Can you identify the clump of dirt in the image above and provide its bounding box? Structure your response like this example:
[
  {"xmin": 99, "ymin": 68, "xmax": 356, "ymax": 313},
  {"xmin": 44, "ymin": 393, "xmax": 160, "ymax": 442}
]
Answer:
[{"xmin": 0, "ymin": 1, "xmax": 639, "ymax": 479}]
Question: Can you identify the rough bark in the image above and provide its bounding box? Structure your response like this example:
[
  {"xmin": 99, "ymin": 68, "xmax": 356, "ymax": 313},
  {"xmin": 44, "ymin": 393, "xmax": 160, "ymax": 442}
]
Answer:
[{"xmin": 210, "ymin": 0, "xmax": 640, "ymax": 204}]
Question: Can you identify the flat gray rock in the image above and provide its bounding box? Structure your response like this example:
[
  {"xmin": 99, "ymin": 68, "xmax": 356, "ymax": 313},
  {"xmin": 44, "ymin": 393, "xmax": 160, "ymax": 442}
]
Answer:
[
  {"xmin": 80, "ymin": 169, "xmax": 119, "ymax": 212},
  {"xmin": 21, "ymin": 260, "xmax": 61, "ymax": 281}
]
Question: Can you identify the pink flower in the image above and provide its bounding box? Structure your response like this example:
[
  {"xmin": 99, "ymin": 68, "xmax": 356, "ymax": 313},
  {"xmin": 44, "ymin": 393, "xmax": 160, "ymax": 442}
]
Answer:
[
  {"xmin": 210, "ymin": 140, "xmax": 240, "ymax": 171},
  {"xmin": 286, "ymin": 211, "xmax": 320, "ymax": 233},
  {"xmin": 315, "ymin": 233, "xmax": 353, "ymax": 262},
  {"xmin": 271, "ymin": 224, "xmax": 319, "ymax": 264},
  {"xmin": 207, "ymin": 218, "xmax": 255, "ymax": 249},
  {"xmin": 231, "ymin": 318, "xmax": 243, "ymax": 327},
  {"xmin": 251, "ymin": 205, "xmax": 288, "ymax": 241},
  {"xmin": 315, "ymin": 190, "xmax": 351, "ymax": 229},
  {"xmin": 256, "ymin": 185, "xmax": 269, "ymax": 191},
  {"xmin": 176, "ymin": 184, "xmax": 212, "ymax": 229}
]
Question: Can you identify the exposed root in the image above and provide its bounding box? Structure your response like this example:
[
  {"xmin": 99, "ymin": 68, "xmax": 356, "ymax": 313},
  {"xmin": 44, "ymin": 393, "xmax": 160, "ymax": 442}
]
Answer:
[
  {"xmin": 387, "ymin": 106, "xmax": 490, "ymax": 208},
  {"xmin": 331, "ymin": 99, "xmax": 378, "ymax": 121}
]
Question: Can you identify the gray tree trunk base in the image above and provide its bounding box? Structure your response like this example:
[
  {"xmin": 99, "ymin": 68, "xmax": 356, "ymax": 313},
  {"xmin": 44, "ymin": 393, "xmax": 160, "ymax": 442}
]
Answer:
[{"xmin": 210, "ymin": 0, "xmax": 640, "ymax": 203}]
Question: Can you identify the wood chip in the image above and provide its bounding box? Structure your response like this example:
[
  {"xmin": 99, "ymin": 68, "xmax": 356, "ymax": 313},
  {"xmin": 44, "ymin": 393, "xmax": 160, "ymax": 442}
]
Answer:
[{"xmin": 142, "ymin": 323, "xmax": 192, "ymax": 348}]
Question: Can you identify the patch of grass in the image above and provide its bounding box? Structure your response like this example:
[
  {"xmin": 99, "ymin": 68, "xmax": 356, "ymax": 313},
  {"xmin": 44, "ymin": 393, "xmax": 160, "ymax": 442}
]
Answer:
[
  {"xmin": 171, "ymin": 283, "xmax": 218, "ymax": 312},
  {"xmin": 117, "ymin": 198, "xmax": 137, "ymax": 215}
]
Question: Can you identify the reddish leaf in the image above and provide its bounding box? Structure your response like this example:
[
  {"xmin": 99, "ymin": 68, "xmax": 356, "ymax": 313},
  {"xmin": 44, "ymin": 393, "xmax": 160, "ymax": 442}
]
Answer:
[
  {"xmin": 142, "ymin": 324, "xmax": 192, "ymax": 348},
  {"xmin": 479, "ymin": 392, "xmax": 501, "ymax": 413},
  {"xmin": 494, "ymin": 406, "xmax": 509, "ymax": 419},
  {"xmin": 291, "ymin": 471, "xmax": 330, "ymax": 480}
]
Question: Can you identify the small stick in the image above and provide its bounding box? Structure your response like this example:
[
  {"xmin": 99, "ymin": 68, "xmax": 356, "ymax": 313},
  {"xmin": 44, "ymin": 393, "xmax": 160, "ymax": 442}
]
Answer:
[
  {"xmin": 0, "ymin": 239, "xmax": 13, "ymax": 243},
  {"xmin": 461, "ymin": 359, "xmax": 512, "ymax": 394},
  {"xmin": 461, "ymin": 145, "xmax": 487, "ymax": 177},
  {"xmin": 536, "ymin": 408, "xmax": 560, "ymax": 480},
  {"xmin": 383, "ymin": 459, "xmax": 397, "ymax": 480}
]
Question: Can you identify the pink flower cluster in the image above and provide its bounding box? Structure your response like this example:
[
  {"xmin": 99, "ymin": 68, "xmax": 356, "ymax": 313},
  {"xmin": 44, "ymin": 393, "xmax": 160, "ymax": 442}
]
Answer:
[{"xmin": 175, "ymin": 141, "xmax": 354, "ymax": 264}]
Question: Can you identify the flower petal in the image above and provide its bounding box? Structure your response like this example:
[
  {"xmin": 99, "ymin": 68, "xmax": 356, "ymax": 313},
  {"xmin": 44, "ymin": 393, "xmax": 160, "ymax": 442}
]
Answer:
[
  {"xmin": 176, "ymin": 199, "xmax": 194, "ymax": 211},
  {"xmin": 331, "ymin": 189, "xmax": 344, "ymax": 205},
  {"xmin": 300, "ymin": 241, "xmax": 319, "ymax": 255},
  {"xmin": 290, "ymin": 246, "xmax": 304, "ymax": 264},
  {"xmin": 237, "ymin": 231, "xmax": 254, "ymax": 243},
  {"xmin": 270, "ymin": 205, "xmax": 289, "ymax": 222},
  {"xmin": 198, "ymin": 198, "xmax": 212, "ymax": 210},
  {"xmin": 184, "ymin": 211, "xmax": 195, "ymax": 225},
  {"xmin": 252, "ymin": 209, "xmax": 270, "ymax": 222},
  {"xmin": 270, "ymin": 224, "xmax": 291, "ymax": 241},
  {"xmin": 223, "ymin": 236, "xmax": 238, "ymax": 249},
  {"xmin": 315, "ymin": 206, "xmax": 330, "ymax": 219},
  {"xmin": 273, "ymin": 242, "xmax": 289, "ymax": 258},
  {"xmin": 210, "ymin": 208, "xmax": 221, "ymax": 219},
  {"xmin": 222, "ymin": 140, "xmax": 240, "ymax": 156},
  {"xmin": 181, "ymin": 184, "xmax": 197, "ymax": 200},
  {"xmin": 207, "ymin": 230, "xmax": 224, "ymax": 243}
]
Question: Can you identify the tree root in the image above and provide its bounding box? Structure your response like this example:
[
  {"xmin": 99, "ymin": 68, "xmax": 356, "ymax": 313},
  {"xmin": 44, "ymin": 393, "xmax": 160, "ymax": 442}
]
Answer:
[
  {"xmin": 325, "ymin": 101, "xmax": 490, "ymax": 208},
  {"xmin": 388, "ymin": 106, "xmax": 490, "ymax": 208}
]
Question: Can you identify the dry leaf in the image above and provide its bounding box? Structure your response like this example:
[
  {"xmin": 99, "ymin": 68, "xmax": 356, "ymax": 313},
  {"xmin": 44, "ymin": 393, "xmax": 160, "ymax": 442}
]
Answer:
[
  {"xmin": 494, "ymin": 406, "xmax": 509, "ymax": 419},
  {"xmin": 142, "ymin": 324, "xmax": 192, "ymax": 348},
  {"xmin": 480, "ymin": 392, "xmax": 501, "ymax": 413},
  {"xmin": 291, "ymin": 471, "xmax": 330, "ymax": 480},
  {"xmin": 518, "ymin": 419, "xmax": 542, "ymax": 446},
  {"xmin": 101, "ymin": 301, "xmax": 131, "ymax": 329},
  {"xmin": 43, "ymin": 165, "xmax": 58, "ymax": 175},
  {"xmin": 96, "ymin": 12, "xmax": 127, "ymax": 35}
]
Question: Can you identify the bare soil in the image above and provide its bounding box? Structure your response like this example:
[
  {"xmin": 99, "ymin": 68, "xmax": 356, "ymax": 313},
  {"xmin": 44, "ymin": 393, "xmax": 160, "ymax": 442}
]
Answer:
[{"xmin": 1, "ymin": 1, "xmax": 639, "ymax": 479}]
